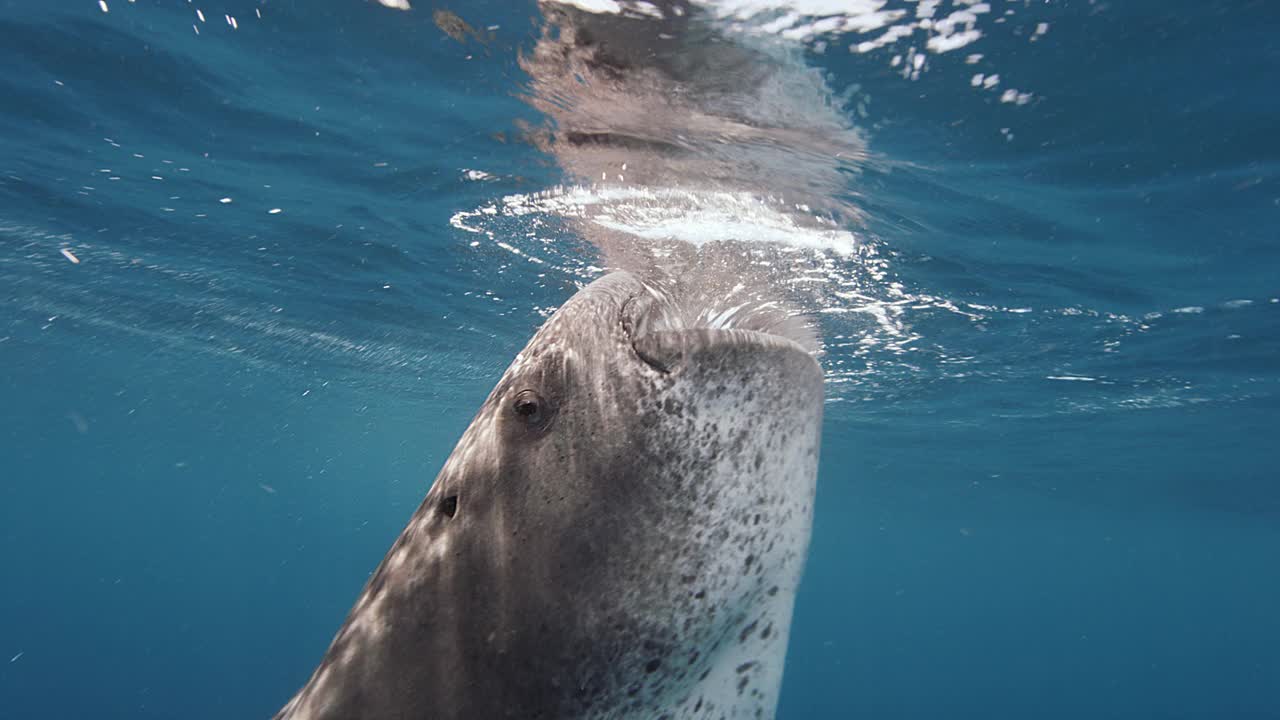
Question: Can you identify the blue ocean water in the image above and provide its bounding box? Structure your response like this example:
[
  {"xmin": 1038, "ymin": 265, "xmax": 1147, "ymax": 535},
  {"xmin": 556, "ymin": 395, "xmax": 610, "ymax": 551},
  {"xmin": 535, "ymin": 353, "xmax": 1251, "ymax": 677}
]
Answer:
[{"xmin": 1, "ymin": 1, "xmax": 1277, "ymax": 718}]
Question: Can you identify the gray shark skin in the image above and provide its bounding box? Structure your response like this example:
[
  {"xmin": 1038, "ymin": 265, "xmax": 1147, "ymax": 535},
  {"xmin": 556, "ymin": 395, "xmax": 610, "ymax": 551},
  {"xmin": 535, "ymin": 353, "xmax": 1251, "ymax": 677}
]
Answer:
[{"xmin": 275, "ymin": 271, "xmax": 823, "ymax": 719}]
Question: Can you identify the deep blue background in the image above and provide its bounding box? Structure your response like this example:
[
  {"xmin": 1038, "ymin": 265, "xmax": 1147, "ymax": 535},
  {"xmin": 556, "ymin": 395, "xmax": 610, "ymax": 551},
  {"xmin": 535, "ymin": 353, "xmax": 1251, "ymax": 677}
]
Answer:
[{"xmin": 1, "ymin": 1, "xmax": 1277, "ymax": 718}]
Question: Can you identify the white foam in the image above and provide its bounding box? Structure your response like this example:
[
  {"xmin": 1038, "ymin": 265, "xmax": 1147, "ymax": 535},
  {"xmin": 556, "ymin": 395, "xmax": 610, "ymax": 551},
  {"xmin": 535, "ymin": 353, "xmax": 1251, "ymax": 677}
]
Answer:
[
  {"xmin": 456, "ymin": 186, "xmax": 857, "ymax": 256},
  {"xmin": 550, "ymin": 187, "xmax": 847, "ymax": 252},
  {"xmin": 551, "ymin": 0, "xmax": 624, "ymax": 13},
  {"xmin": 680, "ymin": 0, "xmax": 1040, "ymax": 99}
]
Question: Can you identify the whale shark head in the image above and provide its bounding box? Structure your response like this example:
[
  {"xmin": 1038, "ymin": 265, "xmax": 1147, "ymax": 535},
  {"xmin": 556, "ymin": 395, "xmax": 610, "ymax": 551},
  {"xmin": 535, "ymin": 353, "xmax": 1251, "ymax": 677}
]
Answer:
[{"xmin": 277, "ymin": 270, "xmax": 823, "ymax": 720}]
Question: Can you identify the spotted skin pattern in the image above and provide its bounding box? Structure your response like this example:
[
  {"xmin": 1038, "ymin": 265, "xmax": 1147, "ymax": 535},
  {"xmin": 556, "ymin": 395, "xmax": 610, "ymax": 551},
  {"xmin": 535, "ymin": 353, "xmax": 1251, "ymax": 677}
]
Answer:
[{"xmin": 275, "ymin": 271, "xmax": 823, "ymax": 720}]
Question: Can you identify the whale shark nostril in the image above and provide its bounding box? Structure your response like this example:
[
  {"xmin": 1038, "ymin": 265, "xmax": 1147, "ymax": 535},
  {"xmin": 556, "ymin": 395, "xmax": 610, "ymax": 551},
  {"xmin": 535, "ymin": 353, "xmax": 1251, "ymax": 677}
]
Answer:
[
  {"xmin": 438, "ymin": 495, "xmax": 458, "ymax": 519},
  {"xmin": 621, "ymin": 290, "xmax": 673, "ymax": 373},
  {"xmin": 620, "ymin": 277, "xmax": 817, "ymax": 376}
]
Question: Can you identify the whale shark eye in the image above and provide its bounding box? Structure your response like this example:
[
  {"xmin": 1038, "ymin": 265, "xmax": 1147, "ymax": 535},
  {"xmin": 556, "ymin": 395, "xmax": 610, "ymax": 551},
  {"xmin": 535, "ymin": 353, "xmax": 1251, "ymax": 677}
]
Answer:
[{"xmin": 511, "ymin": 389, "xmax": 550, "ymax": 427}]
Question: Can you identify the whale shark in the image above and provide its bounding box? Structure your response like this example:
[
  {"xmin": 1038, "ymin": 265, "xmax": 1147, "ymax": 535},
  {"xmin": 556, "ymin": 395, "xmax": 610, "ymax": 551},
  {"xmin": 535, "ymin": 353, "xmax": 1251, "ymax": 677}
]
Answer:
[
  {"xmin": 278, "ymin": 2, "xmax": 837, "ymax": 717},
  {"xmin": 275, "ymin": 271, "xmax": 823, "ymax": 719}
]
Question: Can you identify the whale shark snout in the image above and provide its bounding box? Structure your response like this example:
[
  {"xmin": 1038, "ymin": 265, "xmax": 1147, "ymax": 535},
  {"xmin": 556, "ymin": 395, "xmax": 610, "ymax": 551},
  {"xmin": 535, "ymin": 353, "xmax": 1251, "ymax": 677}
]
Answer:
[{"xmin": 276, "ymin": 270, "xmax": 822, "ymax": 720}]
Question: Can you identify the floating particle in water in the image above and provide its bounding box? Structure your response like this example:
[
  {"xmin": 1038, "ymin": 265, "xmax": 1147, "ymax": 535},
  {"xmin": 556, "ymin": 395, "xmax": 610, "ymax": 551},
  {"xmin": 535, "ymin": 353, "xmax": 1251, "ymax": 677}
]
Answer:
[
  {"xmin": 1000, "ymin": 89, "xmax": 1034, "ymax": 105},
  {"xmin": 60, "ymin": 248, "xmax": 80, "ymax": 264}
]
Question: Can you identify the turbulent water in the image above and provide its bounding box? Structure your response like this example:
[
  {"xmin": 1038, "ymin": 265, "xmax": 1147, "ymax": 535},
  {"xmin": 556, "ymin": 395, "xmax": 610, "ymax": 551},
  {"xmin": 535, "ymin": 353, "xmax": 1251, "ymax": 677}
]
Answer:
[{"xmin": 1, "ymin": 1, "xmax": 1277, "ymax": 718}]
